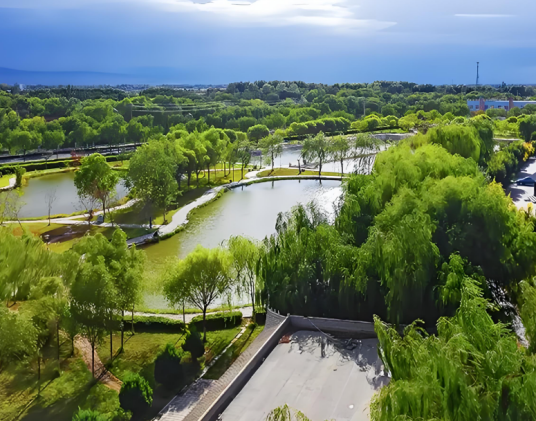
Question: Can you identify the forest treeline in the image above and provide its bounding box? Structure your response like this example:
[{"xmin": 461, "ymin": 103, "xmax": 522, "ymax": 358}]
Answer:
[{"xmin": 3, "ymin": 80, "xmax": 536, "ymax": 158}]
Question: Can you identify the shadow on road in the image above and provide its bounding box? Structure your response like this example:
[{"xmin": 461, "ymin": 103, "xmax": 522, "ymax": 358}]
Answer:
[{"xmin": 288, "ymin": 331, "xmax": 389, "ymax": 390}]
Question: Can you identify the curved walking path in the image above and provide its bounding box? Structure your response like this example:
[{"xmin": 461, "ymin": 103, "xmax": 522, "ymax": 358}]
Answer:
[
  {"xmin": 4, "ymin": 199, "xmax": 141, "ymax": 226},
  {"xmin": 75, "ymin": 335, "xmax": 122, "ymax": 392},
  {"xmin": 156, "ymin": 175, "xmax": 342, "ymax": 237}
]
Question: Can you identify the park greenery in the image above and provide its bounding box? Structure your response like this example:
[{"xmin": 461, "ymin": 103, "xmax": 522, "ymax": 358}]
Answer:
[
  {"xmin": 3, "ymin": 80, "xmax": 536, "ymax": 162},
  {"xmin": 6, "ymin": 80, "xmax": 536, "ymax": 420},
  {"xmin": 0, "ymin": 223, "xmax": 252, "ymax": 420}
]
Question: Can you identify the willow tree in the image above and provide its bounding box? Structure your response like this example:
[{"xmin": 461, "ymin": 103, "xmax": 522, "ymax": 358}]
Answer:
[
  {"xmin": 228, "ymin": 236, "xmax": 261, "ymax": 318},
  {"xmin": 371, "ymin": 280, "xmax": 536, "ymax": 421},
  {"xmin": 301, "ymin": 132, "xmax": 329, "ymax": 176},
  {"xmin": 328, "ymin": 135, "xmax": 351, "ymax": 175},
  {"xmin": 0, "ymin": 227, "xmax": 61, "ymax": 303},
  {"xmin": 265, "ymin": 405, "xmax": 312, "ymax": 421},
  {"xmin": 164, "ymin": 245, "xmax": 234, "ymax": 341},
  {"xmin": 259, "ymin": 134, "xmax": 283, "ymax": 172}
]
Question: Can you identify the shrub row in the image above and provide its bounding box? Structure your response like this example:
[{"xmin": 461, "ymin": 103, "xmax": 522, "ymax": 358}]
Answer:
[
  {"xmin": 191, "ymin": 311, "xmax": 243, "ymax": 331},
  {"xmin": 124, "ymin": 315, "xmax": 185, "ymax": 333},
  {"xmin": 122, "ymin": 311, "xmax": 243, "ymax": 333}
]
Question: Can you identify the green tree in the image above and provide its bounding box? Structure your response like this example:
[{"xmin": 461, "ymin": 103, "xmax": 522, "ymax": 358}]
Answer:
[
  {"xmin": 372, "ymin": 280, "xmax": 536, "ymax": 421},
  {"xmin": 10, "ymin": 129, "xmax": 40, "ymax": 161},
  {"xmin": 179, "ymin": 133, "xmax": 208, "ymax": 188},
  {"xmin": 259, "ymin": 134, "xmax": 283, "ymax": 172},
  {"xmin": 0, "ymin": 306, "xmax": 38, "ymax": 371},
  {"xmin": 428, "ymin": 124, "xmax": 481, "ymax": 161},
  {"xmin": 329, "ymin": 135, "xmax": 351, "ymax": 175},
  {"xmin": 74, "ymin": 230, "xmax": 144, "ymax": 351},
  {"xmin": 154, "ymin": 343, "xmax": 184, "ymax": 390},
  {"xmin": 228, "ymin": 236, "xmax": 261, "ymax": 318},
  {"xmin": 265, "ymin": 405, "xmax": 313, "ymax": 421},
  {"xmin": 237, "ymin": 139, "xmax": 253, "ymax": 180},
  {"xmin": 128, "ymin": 140, "xmax": 178, "ymax": 223},
  {"xmin": 247, "ymin": 124, "xmax": 270, "ymax": 142},
  {"xmin": 72, "ymin": 408, "xmax": 108, "ymax": 421},
  {"xmin": 182, "ymin": 325, "xmax": 205, "ymax": 359},
  {"xmin": 14, "ymin": 165, "xmax": 26, "ymax": 188},
  {"xmin": 519, "ymin": 115, "xmax": 536, "ymax": 141},
  {"xmin": 119, "ymin": 372, "xmax": 153, "ymax": 415},
  {"xmin": 164, "ymin": 246, "xmax": 234, "ymax": 341},
  {"xmin": 74, "ymin": 153, "xmax": 119, "ymax": 218},
  {"xmin": 202, "ymin": 128, "xmax": 228, "ymax": 184},
  {"xmin": 301, "ymin": 132, "xmax": 329, "ymax": 176},
  {"xmin": 42, "ymin": 122, "xmax": 65, "ymax": 153},
  {"xmin": 70, "ymin": 259, "xmax": 116, "ymax": 374},
  {"xmin": 0, "ymin": 227, "xmax": 60, "ymax": 303}
]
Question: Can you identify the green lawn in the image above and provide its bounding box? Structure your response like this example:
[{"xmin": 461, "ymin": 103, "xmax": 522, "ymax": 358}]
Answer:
[
  {"xmin": 0, "ymin": 336, "xmax": 95, "ymax": 421},
  {"xmin": 23, "ymin": 167, "xmax": 76, "ymax": 180},
  {"xmin": 257, "ymin": 168, "xmax": 341, "ymax": 177},
  {"xmin": 204, "ymin": 323, "xmax": 264, "ymax": 380},
  {"xmin": 108, "ymin": 188, "xmax": 209, "ymax": 226},
  {"xmin": 6, "ymin": 324, "xmax": 244, "ymax": 421},
  {"xmin": 0, "ymin": 173, "xmax": 13, "ymax": 187},
  {"xmin": 97, "ymin": 326, "xmax": 242, "ymax": 379},
  {"xmin": 11, "ymin": 222, "xmax": 65, "ymax": 237},
  {"xmin": 192, "ymin": 168, "xmax": 249, "ymax": 187}
]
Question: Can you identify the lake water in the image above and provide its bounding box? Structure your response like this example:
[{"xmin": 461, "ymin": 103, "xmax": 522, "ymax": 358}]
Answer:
[
  {"xmin": 142, "ymin": 179, "xmax": 342, "ymax": 309},
  {"xmin": 14, "ymin": 171, "xmax": 129, "ymax": 218},
  {"xmin": 273, "ymin": 145, "xmax": 384, "ymax": 174}
]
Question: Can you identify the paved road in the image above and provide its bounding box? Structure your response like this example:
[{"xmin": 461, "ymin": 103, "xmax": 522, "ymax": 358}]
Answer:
[
  {"xmin": 4, "ymin": 199, "xmax": 141, "ymax": 226},
  {"xmin": 506, "ymin": 157, "xmax": 536, "ymax": 210},
  {"xmin": 221, "ymin": 331, "xmax": 389, "ymax": 421},
  {"xmin": 0, "ymin": 143, "xmax": 142, "ymax": 164}
]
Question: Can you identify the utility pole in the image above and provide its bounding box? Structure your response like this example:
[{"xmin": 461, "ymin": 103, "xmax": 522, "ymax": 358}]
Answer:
[{"xmin": 476, "ymin": 62, "xmax": 480, "ymax": 87}]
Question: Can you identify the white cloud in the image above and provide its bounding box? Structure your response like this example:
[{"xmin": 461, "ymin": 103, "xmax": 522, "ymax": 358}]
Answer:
[
  {"xmin": 148, "ymin": 0, "xmax": 396, "ymax": 30},
  {"xmin": 455, "ymin": 14, "xmax": 515, "ymax": 18},
  {"xmin": 0, "ymin": 0, "xmax": 395, "ymax": 31}
]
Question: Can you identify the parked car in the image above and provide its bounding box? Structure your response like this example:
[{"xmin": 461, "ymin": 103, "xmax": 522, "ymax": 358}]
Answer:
[{"xmin": 516, "ymin": 176, "xmax": 536, "ymax": 186}]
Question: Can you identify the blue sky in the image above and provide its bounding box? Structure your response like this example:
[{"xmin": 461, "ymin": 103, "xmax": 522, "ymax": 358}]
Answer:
[{"xmin": 1, "ymin": 0, "xmax": 535, "ymax": 85}]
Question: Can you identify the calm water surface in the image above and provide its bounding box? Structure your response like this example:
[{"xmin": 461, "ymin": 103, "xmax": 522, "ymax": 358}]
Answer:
[
  {"xmin": 14, "ymin": 172, "xmax": 129, "ymax": 218},
  {"xmin": 142, "ymin": 179, "xmax": 342, "ymax": 309}
]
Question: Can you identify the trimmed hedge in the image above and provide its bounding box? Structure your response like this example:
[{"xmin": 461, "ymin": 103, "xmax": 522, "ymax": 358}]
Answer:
[
  {"xmin": 191, "ymin": 311, "xmax": 242, "ymax": 331},
  {"xmin": 124, "ymin": 315, "xmax": 185, "ymax": 333}
]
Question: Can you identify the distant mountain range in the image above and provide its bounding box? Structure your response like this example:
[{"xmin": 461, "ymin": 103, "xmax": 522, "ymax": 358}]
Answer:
[{"xmin": 0, "ymin": 67, "xmax": 137, "ymax": 86}]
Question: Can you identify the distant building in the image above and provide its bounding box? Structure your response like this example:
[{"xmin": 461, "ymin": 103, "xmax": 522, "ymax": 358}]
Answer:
[{"xmin": 467, "ymin": 98, "xmax": 536, "ymax": 112}]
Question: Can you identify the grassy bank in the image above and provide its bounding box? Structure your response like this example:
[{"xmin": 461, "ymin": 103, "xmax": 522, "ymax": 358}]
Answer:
[{"xmin": 0, "ymin": 174, "xmax": 13, "ymax": 188}]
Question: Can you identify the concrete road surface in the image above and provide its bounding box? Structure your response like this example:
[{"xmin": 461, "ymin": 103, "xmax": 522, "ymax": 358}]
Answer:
[
  {"xmin": 221, "ymin": 331, "xmax": 389, "ymax": 421},
  {"xmin": 506, "ymin": 157, "xmax": 536, "ymax": 210}
]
